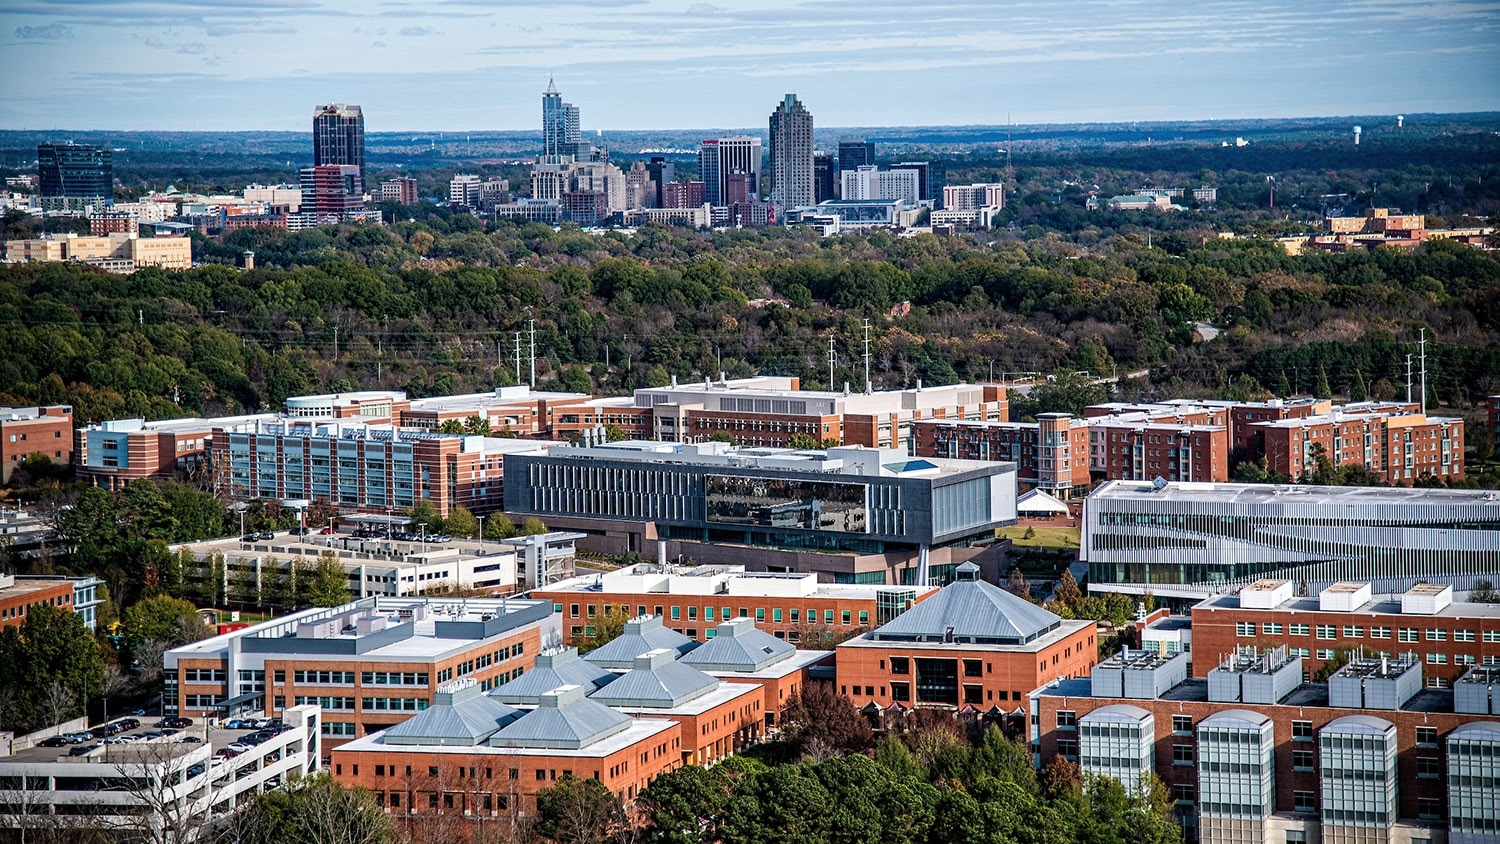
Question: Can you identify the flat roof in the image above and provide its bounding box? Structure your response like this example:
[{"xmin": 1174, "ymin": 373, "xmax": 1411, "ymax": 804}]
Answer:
[
  {"xmin": 528, "ymin": 440, "xmax": 1007, "ymax": 479},
  {"xmin": 1196, "ymin": 592, "xmax": 1500, "ymax": 619},
  {"xmin": 839, "ymin": 617, "xmax": 1092, "ymax": 654},
  {"xmin": 0, "ymin": 578, "xmax": 72, "ymax": 600},
  {"xmin": 1090, "ymin": 479, "xmax": 1500, "ymax": 508},
  {"xmin": 538, "ymin": 566, "xmax": 937, "ymax": 602},
  {"xmin": 407, "ymin": 389, "xmax": 588, "ymax": 412},
  {"xmin": 1038, "ymin": 677, "xmax": 1455, "ymax": 714},
  {"xmin": 697, "ymin": 648, "xmax": 832, "ymax": 681}
]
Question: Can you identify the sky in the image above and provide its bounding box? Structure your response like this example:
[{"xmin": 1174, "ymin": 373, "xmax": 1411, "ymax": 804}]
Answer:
[{"xmin": 2, "ymin": 0, "xmax": 1499, "ymax": 132}]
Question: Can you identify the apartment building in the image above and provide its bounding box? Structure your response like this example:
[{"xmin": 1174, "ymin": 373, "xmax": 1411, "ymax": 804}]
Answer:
[
  {"xmin": 914, "ymin": 413, "xmax": 1093, "ymax": 498},
  {"xmin": 0, "ymin": 404, "xmax": 72, "ymax": 482},
  {"xmin": 1082, "ymin": 480, "xmax": 1500, "ymax": 601},
  {"xmin": 1035, "ymin": 650, "xmax": 1500, "ymax": 844},
  {"xmin": 504, "ymin": 440, "xmax": 1019, "ymax": 585},
  {"xmin": 3, "ymin": 231, "xmax": 192, "ymax": 272},
  {"xmin": 330, "ymin": 681, "xmax": 683, "ymax": 817},
  {"xmin": 162, "ymin": 596, "xmax": 553, "ymax": 747},
  {"xmin": 1256, "ymin": 408, "xmax": 1463, "ymax": 484},
  {"xmin": 532, "ymin": 563, "xmax": 936, "ymax": 644},
  {"xmin": 1192, "ymin": 579, "xmax": 1500, "ymax": 686},
  {"xmin": 836, "ymin": 563, "xmax": 1096, "ymax": 731}
]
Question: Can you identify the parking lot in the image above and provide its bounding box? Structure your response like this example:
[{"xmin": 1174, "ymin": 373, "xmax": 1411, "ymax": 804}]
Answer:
[{"xmin": 21, "ymin": 716, "xmax": 291, "ymax": 765}]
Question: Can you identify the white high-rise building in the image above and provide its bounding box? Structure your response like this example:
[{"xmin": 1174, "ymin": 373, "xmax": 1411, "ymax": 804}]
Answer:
[
  {"xmin": 840, "ymin": 165, "xmax": 919, "ymax": 203},
  {"xmin": 699, "ymin": 136, "xmax": 761, "ymax": 206}
]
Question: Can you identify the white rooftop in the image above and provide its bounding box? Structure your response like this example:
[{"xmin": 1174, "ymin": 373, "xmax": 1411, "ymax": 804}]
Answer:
[{"xmin": 1089, "ymin": 479, "xmax": 1500, "ymax": 509}]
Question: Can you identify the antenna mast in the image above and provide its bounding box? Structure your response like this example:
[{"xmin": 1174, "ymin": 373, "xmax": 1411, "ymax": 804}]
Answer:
[
  {"xmin": 862, "ymin": 319, "xmax": 872, "ymax": 395},
  {"xmin": 1405, "ymin": 354, "xmax": 1413, "ymax": 405},
  {"xmin": 529, "ymin": 319, "xmax": 537, "ymax": 389},
  {"xmin": 514, "ymin": 332, "xmax": 523, "ymax": 387},
  {"xmin": 827, "ymin": 335, "xmax": 836, "ymax": 389}
]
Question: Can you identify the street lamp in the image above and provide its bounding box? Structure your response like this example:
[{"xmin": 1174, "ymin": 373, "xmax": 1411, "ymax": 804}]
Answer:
[{"xmin": 477, "ymin": 515, "xmax": 486, "ymax": 551}]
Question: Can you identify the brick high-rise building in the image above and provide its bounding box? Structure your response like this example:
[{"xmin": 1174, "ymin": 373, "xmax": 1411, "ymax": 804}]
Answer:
[{"xmin": 768, "ymin": 94, "xmax": 814, "ymax": 209}]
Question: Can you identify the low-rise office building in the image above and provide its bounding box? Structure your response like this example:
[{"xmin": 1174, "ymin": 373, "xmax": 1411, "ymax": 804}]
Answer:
[
  {"xmin": 0, "ymin": 404, "xmax": 72, "ymax": 481},
  {"xmin": 331, "ymin": 681, "xmax": 683, "ymax": 817},
  {"xmin": 0, "ymin": 572, "xmax": 105, "ymax": 631},
  {"xmin": 4, "ymin": 231, "xmax": 191, "ymax": 272},
  {"xmin": 836, "ymin": 563, "xmax": 1096, "ymax": 731},
  {"xmin": 1035, "ymin": 652, "xmax": 1500, "ymax": 844},
  {"xmin": 1192, "ymin": 579, "xmax": 1500, "ymax": 686},
  {"xmin": 1082, "ymin": 480, "xmax": 1500, "ymax": 601},
  {"xmin": 162, "ymin": 596, "xmax": 554, "ymax": 747},
  {"xmin": 533, "ymin": 563, "xmax": 937, "ymax": 644},
  {"xmin": 76, "ymin": 413, "xmax": 276, "ymax": 490},
  {"xmin": 504, "ymin": 440, "xmax": 1018, "ymax": 585}
]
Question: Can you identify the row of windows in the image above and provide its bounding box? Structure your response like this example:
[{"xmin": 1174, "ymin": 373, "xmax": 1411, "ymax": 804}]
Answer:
[
  {"xmin": 294, "ymin": 670, "xmax": 356, "ymax": 685},
  {"xmin": 182, "ymin": 669, "xmax": 226, "ymax": 683},
  {"xmin": 1237, "ymin": 621, "xmax": 1485, "ymax": 641},
  {"xmin": 568, "ymin": 602, "xmax": 868, "ymax": 627},
  {"xmin": 361, "ymin": 672, "xmax": 430, "ymax": 687}
]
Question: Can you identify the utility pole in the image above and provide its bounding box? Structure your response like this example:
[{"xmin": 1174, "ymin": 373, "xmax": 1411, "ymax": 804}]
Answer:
[
  {"xmin": 1419, "ymin": 328, "xmax": 1427, "ymax": 411},
  {"xmin": 528, "ymin": 319, "xmax": 536, "ymax": 388},
  {"xmin": 827, "ymin": 335, "xmax": 837, "ymax": 388},
  {"xmin": 514, "ymin": 333, "xmax": 523, "ymax": 387},
  {"xmin": 1405, "ymin": 354, "xmax": 1413, "ymax": 405},
  {"xmin": 862, "ymin": 318, "xmax": 872, "ymax": 394}
]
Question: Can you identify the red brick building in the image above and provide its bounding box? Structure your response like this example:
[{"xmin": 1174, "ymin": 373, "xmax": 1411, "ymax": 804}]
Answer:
[
  {"xmin": 914, "ymin": 413, "xmax": 1091, "ymax": 498},
  {"xmin": 835, "ymin": 564, "xmax": 1096, "ymax": 729},
  {"xmin": 0, "ymin": 574, "xmax": 74, "ymax": 630},
  {"xmin": 1191, "ymin": 579, "xmax": 1500, "ymax": 686},
  {"xmin": 0, "ymin": 404, "xmax": 73, "ymax": 482},
  {"xmin": 1255, "ymin": 409, "xmax": 1464, "ymax": 484}
]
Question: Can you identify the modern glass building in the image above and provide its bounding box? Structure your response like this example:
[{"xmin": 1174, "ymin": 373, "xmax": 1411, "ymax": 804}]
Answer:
[
  {"xmin": 1318, "ymin": 715, "xmax": 1399, "ymax": 840},
  {"xmin": 1196, "ymin": 709, "xmax": 1276, "ymax": 844},
  {"xmin": 1079, "ymin": 704, "xmax": 1156, "ymax": 793},
  {"xmin": 503, "ymin": 441, "xmax": 1017, "ymax": 580},
  {"xmin": 312, "ymin": 103, "xmax": 364, "ymax": 182},
  {"xmin": 1447, "ymin": 721, "xmax": 1500, "ymax": 844},
  {"xmin": 37, "ymin": 142, "xmax": 111, "ymax": 200},
  {"xmin": 1084, "ymin": 480, "xmax": 1500, "ymax": 599}
]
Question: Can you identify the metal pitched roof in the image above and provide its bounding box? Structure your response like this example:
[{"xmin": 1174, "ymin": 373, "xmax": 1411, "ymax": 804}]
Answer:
[
  {"xmin": 487, "ymin": 647, "xmax": 616, "ymax": 705},
  {"xmin": 867, "ymin": 574, "xmax": 1062, "ymax": 645},
  {"xmin": 588, "ymin": 648, "xmax": 719, "ymax": 708},
  {"xmin": 487, "ymin": 685, "xmax": 633, "ymax": 750},
  {"xmin": 583, "ymin": 615, "xmax": 699, "ymax": 670},
  {"xmin": 383, "ymin": 681, "xmax": 521, "ymax": 746},
  {"xmin": 680, "ymin": 617, "xmax": 794, "ymax": 672}
]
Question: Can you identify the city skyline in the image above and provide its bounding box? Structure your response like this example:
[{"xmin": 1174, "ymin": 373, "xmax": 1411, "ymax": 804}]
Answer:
[{"xmin": 2, "ymin": 0, "xmax": 1498, "ymax": 132}]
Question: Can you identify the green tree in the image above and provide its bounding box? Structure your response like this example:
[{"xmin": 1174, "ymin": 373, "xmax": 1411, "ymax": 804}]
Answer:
[
  {"xmin": 436, "ymin": 418, "xmax": 465, "ymax": 434},
  {"xmin": 1053, "ymin": 569, "xmax": 1083, "ymax": 611},
  {"xmin": 0, "ymin": 604, "xmax": 105, "ymax": 732},
  {"xmin": 223, "ymin": 773, "xmax": 399, "ymax": 844},
  {"xmin": 603, "ymin": 423, "xmax": 627, "ymax": 442},
  {"xmin": 519, "ymin": 516, "xmax": 548, "ymax": 536},
  {"xmin": 484, "ymin": 513, "xmax": 517, "ymax": 540},
  {"xmin": 408, "ymin": 499, "xmax": 443, "ymax": 532},
  {"xmin": 720, "ymin": 764, "xmax": 834, "ymax": 844},
  {"xmin": 461, "ymin": 415, "xmax": 490, "ymax": 436},
  {"xmin": 305, "ymin": 553, "xmax": 349, "ymax": 607},
  {"xmin": 536, "ymin": 773, "xmax": 628, "ymax": 844},
  {"xmin": 122, "ymin": 595, "xmax": 202, "ymax": 651},
  {"xmin": 1314, "ymin": 363, "xmax": 1332, "ymax": 399},
  {"xmin": 640, "ymin": 763, "xmax": 737, "ymax": 844},
  {"xmin": 444, "ymin": 505, "xmax": 479, "ymax": 538}
]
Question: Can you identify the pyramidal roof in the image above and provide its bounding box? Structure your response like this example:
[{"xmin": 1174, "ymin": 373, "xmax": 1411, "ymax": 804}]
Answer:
[
  {"xmin": 383, "ymin": 680, "xmax": 521, "ymax": 746},
  {"xmin": 680, "ymin": 617, "xmax": 795, "ymax": 672},
  {"xmin": 489, "ymin": 646, "xmax": 616, "ymax": 706},
  {"xmin": 583, "ymin": 615, "xmax": 698, "ymax": 670},
  {"xmin": 487, "ymin": 685, "xmax": 633, "ymax": 750},
  {"xmin": 587, "ymin": 648, "xmax": 718, "ymax": 708},
  {"xmin": 868, "ymin": 565, "xmax": 1062, "ymax": 645}
]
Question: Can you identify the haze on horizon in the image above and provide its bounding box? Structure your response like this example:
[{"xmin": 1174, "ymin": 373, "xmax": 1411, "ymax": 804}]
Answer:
[{"xmin": 2, "ymin": 0, "xmax": 1498, "ymax": 134}]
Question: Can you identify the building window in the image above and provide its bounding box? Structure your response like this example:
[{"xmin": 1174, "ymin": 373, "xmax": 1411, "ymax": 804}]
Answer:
[
  {"xmin": 1235, "ymin": 622, "xmax": 1255, "ymax": 636},
  {"xmin": 841, "ymin": 610, "xmax": 851, "ymax": 625},
  {"xmin": 1057, "ymin": 711, "xmax": 1076, "ymax": 730},
  {"xmin": 1399, "ymin": 628, "xmax": 1419, "ymax": 643},
  {"xmin": 1171, "ymin": 784, "xmax": 1194, "ymax": 805},
  {"xmin": 890, "ymin": 682, "xmax": 909, "ymax": 702},
  {"xmin": 1171, "ymin": 715, "xmax": 1192, "ymax": 735},
  {"xmin": 1172, "ymin": 745, "xmax": 1193, "ymax": 766},
  {"xmin": 890, "ymin": 657, "xmax": 909, "ymax": 675},
  {"xmin": 1416, "ymin": 756, "xmax": 1440, "ymax": 779},
  {"xmin": 1292, "ymin": 721, "xmax": 1313, "ymax": 742},
  {"xmin": 1293, "ymin": 791, "xmax": 1316, "ymax": 814},
  {"xmin": 964, "ymin": 685, "xmax": 983, "ymax": 704},
  {"xmin": 1484, "ymin": 630, "xmax": 1500, "ymax": 644},
  {"xmin": 1416, "ymin": 726, "xmax": 1437, "ymax": 747},
  {"xmin": 1341, "ymin": 625, "xmax": 1363, "ymax": 638},
  {"xmin": 1315, "ymin": 625, "xmax": 1335, "ymax": 640},
  {"xmin": 963, "ymin": 659, "xmax": 983, "ymax": 678},
  {"xmin": 1426, "ymin": 628, "xmax": 1447, "ymax": 641},
  {"xmin": 1455, "ymin": 629, "xmax": 1476, "ymax": 642},
  {"xmin": 1056, "ymin": 738, "xmax": 1078, "ymax": 760},
  {"xmin": 1261, "ymin": 623, "xmax": 1283, "ymax": 635},
  {"xmin": 1372, "ymin": 626, "xmax": 1391, "ymax": 639},
  {"xmin": 1293, "ymin": 749, "xmax": 1314, "ymax": 771},
  {"xmin": 1417, "ymin": 797, "xmax": 1443, "ymax": 820},
  {"xmin": 1289, "ymin": 623, "xmax": 1310, "ymax": 636},
  {"xmin": 1426, "ymin": 653, "xmax": 1447, "ymax": 665},
  {"xmin": 1316, "ymin": 649, "xmax": 1336, "ymax": 660}
]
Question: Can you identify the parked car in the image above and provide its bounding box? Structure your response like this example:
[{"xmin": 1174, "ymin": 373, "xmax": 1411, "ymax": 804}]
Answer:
[
  {"xmin": 225, "ymin": 742, "xmax": 253, "ymax": 754},
  {"xmin": 40, "ymin": 735, "xmax": 68, "ymax": 747},
  {"xmin": 129, "ymin": 709, "xmax": 147, "ymax": 717},
  {"xmin": 224, "ymin": 719, "xmax": 251, "ymax": 730},
  {"xmin": 214, "ymin": 748, "xmax": 241, "ymax": 759},
  {"xmin": 69, "ymin": 744, "xmax": 100, "ymax": 756},
  {"xmin": 64, "ymin": 731, "xmax": 93, "ymax": 743},
  {"xmin": 290, "ymin": 527, "xmax": 311, "ymax": 536},
  {"xmin": 141, "ymin": 731, "xmax": 164, "ymax": 740},
  {"xmin": 186, "ymin": 763, "xmax": 206, "ymax": 777},
  {"xmin": 102, "ymin": 736, "xmax": 132, "ymax": 745},
  {"xmin": 158, "ymin": 728, "xmax": 178, "ymax": 737},
  {"xmin": 117, "ymin": 718, "xmax": 140, "ymax": 730},
  {"xmin": 179, "ymin": 736, "xmax": 202, "ymax": 743},
  {"xmin": 241, "ymin": 534, "xmax": 259, "ymax": 542},
  {"xmin": 319, "ymin": 526, "xmax": 337, "ymax": 535}
]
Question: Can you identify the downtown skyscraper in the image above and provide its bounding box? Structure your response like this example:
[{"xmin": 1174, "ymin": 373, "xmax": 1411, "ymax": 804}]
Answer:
[
  {"xmin": 313, "ymin": 103, "xmax": 365, "ymax": 182},
  {"xmin": 542, "ymin": 78, "xmax": 583, "ymax": 162},
  {"xmin": 769, "ymin": 94, "xmax": 814, "ymax": 209}
]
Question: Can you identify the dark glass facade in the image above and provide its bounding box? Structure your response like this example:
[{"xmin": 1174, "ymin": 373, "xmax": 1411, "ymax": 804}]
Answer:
[{"xmin": 37, "ymin": 143, "xmax": 112, "ymax": 200}]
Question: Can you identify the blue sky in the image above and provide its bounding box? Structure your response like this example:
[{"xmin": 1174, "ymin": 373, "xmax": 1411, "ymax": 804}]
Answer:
[{"xmin": 3, "ymin": 0, "xmax": 1498, "ymax": 131}]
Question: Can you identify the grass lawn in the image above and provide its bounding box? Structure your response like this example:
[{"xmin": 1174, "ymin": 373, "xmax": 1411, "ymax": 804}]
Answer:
[{"xmin": 996, "ymin": 525, "xmax": 1081, "ymax": 550}]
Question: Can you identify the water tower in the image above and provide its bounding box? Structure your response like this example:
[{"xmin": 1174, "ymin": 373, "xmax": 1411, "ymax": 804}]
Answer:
[
  {"xmin": 1353, "ymin": 125, "xmax": 1362, "ymax": 145},
  {"xmin": 1397, "ymin": 115, "xmax": 1404, "ymax": 128}
]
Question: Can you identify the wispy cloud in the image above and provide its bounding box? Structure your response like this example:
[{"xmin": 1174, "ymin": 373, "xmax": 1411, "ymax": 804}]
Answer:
[
  {"xmin": 399, "ymin": 25, "xmax": 434, "ymax": 36},
  {"xmin": 14, "ymin": 22, "xmax": 73, "ymax": 39}
]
